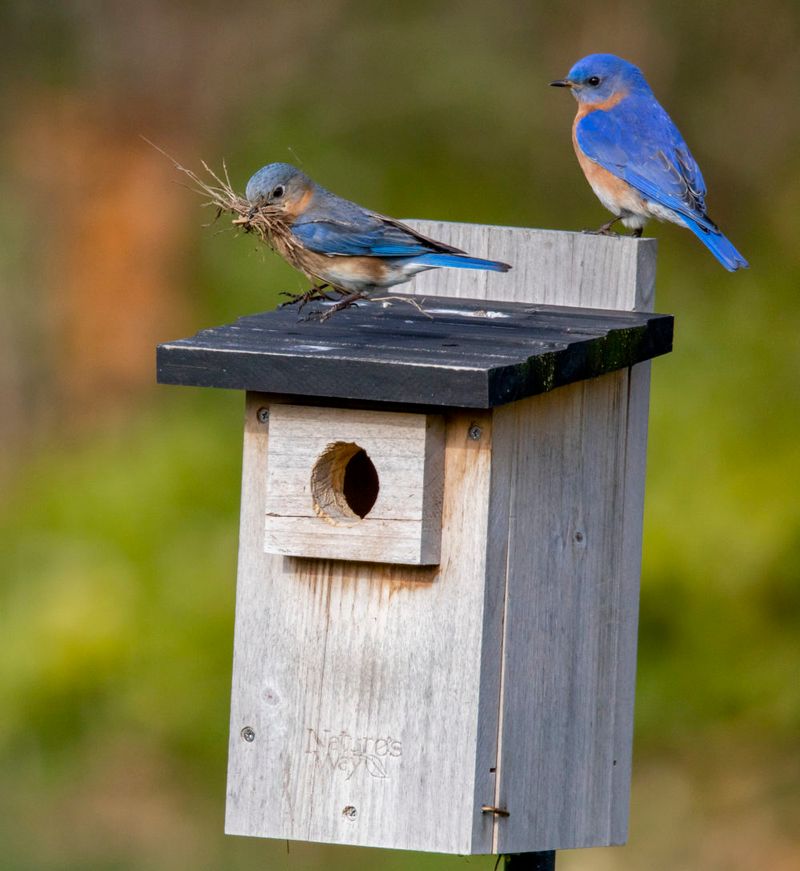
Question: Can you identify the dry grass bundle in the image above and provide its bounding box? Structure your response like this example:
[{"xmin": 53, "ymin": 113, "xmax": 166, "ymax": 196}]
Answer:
[{"xmin": 144, "ymin": 138, "xmax": 302, "ymax": 261}]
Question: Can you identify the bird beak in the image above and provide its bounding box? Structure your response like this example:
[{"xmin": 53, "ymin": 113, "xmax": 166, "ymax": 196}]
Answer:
[{"xmin": 549, "ymin": 79, "xmax": 572, "ymax": 88}]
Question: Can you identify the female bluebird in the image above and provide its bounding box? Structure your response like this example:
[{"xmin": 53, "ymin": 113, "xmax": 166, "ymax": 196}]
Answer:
[
  {"xmin": 551, "ymin": 54, "xmax": 748, "ymax": 271},
  {"xmin": 244, "ymin": 163, "xmax": 511, "ymax": 316}
]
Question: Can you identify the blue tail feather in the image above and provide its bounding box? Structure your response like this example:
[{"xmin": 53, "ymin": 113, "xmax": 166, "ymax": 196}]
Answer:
[
  {"xmin": 681, "ymin": 216, "xmax": 748, "ymax": 272},
  {"xmin": 411, "ymin": 252, "xmax": 512, "ymax": 272}
]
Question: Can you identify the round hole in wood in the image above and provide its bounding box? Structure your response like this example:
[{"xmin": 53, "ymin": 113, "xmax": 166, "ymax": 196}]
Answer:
[{"xmin": 311, "ymin": 441, "xmax": 379, "ymax": 525}]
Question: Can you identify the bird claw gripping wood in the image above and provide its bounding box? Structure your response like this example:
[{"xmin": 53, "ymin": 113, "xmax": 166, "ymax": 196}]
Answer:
[
  {"xmin": 300, "ymin": 292, "xmax": 368, "ymax": 323},
  {"xmin": 278, "ymin": 285, "xmax": 338, "ymax": 311}
]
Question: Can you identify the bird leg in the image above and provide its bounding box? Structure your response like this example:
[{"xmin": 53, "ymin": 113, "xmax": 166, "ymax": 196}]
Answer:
[
  {"xmin": 278, "ymin": 283, "xmax": 338, "ymax": 310},
  {"xmin": 306, "ymin": 291, "xmax": 369, "ymax": 322},
  {"xmin": 584, "ymin": 216, "xmax": 624, "ymax": 235},
  {"xmin": 631, "ymin": 227, "xmax": 644, "ymax": 238}
]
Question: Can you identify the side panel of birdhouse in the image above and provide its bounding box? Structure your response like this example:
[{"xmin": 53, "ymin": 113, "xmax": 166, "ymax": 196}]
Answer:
[
  {"xmin": 225, "ymin": 394, "xmax": 505, "ymax": 854},
  {"xmin": 486, "ymin": 369, "xmax": 648, "ymax": 852}
]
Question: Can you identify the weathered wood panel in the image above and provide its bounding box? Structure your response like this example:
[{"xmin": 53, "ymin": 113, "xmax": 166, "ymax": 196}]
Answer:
[
  {"xmin": 155, "ymin": 295, "xmax": 671, "ymax": 409},
  {"xmin": 264, "ymin": 405, "xmax": 444, "ymax": 565},
  {"xmin": 406, "ymin": 223, "xmax": 656, "ymax": 311},
  {"xmin": 226, "ymin": 395, "xmax": 500, "ymax": 853},
  {"xmin": 490, "ymin": 373, "xmax": 631, "ymax": 849}
]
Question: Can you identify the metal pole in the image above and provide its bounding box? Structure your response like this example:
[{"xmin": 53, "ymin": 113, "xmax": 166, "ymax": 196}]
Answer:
[{"xmin": 503, "ymin": 852, "xmax": 556, "ymax": 871}]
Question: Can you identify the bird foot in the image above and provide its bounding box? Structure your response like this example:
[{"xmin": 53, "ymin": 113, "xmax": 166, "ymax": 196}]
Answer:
[
  {"xmin": 582, "ymin": 226, "xmax": 623, "ymax": 236},
  {"xmin": 582, "ymin": 217, "xmax": 624, "ymax": 236},
  {"xmin": 278, "ymin": 285, "xmax": 337, "ymax": 310},
  {"xmin": 582, "ymin": 220, "xmax": 644, "ymax": 238},
  {"xmin": 304, "ymin": 292, "xmax": 369, "ymax": 323}
]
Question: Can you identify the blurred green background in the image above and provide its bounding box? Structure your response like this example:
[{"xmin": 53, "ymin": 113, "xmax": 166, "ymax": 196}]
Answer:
[{"xmin": 1, "ymin": 1, "xmax": 798, "ymax": 869}]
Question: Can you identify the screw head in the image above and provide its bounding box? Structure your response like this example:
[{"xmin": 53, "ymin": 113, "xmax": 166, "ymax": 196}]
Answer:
[
  {"xmin": 257, "ymin": 407, "xmax": 270, "ymax": 424},
  {"xmin": 574, "ymin": 531, "xmax": 584, "ymax": 543},
  {"xmin": 241, "ymin": 726, "xmax": 256, "ymax": 743},
  {"xmin": 468, "ymin": 424, "xmax": 482, "ymax": 441},
  {"xmin": 342, "ymin": 805, "xmax": 357, "ymax": 821}
]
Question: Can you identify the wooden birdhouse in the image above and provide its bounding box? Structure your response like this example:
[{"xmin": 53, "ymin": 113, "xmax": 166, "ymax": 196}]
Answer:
[{"xmin": 157, "ymin": 224, "xmax": 671, "ymax": 857}]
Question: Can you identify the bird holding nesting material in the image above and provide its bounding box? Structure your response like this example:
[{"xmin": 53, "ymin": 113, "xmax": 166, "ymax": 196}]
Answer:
[
  {"xmin": 243, "ymin": 163, "xmax": 512, "ymax": 318},
  {"xmin": 550, "ymin": 53, "xmax": 748, "ymax": 271}
]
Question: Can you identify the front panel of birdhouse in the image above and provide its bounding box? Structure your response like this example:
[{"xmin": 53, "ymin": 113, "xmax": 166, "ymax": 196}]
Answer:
[{"xmin": 226, "ymin": 395, "xmax": 499, "ymax": 854}]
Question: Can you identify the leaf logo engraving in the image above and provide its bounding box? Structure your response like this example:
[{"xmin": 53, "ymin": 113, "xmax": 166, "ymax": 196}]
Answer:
[{"xmin": 364, "ymin": 755, "xmax": 388, "ymax": 778}]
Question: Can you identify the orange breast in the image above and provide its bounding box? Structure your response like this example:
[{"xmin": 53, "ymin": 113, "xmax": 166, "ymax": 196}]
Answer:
[{"xmin": 577, "ymin": 149, "xmax": 640, "ymax": 204}]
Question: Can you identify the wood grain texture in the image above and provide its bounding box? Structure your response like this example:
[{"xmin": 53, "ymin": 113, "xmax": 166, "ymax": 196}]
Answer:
[
  {"xmin": 405, "ymin": 222, "xmax": 656, "ymax": 311},
  {"xmin": 226, "ymin": 394, "xmax": 501, "ymax": 853},
  {"xmin": 609, "ymin": 360, "xmax": 651, "ymax": 839},
  {"xmin": 490, "ymin": 374, "xmax": 632, "ymax": 850},
  {"xmin": 263, "ymin": 405, "xmax": 444, "ymax": 565}
]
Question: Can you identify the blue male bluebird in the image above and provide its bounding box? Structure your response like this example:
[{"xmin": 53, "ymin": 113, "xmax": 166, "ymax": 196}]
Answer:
[
  {"xmin": 550, "ymin": 54, "xmax": 748, "ymax": 271},
  {"xmin": 244, "ymin": 163, "xmax": 511, "ymax": 317}
]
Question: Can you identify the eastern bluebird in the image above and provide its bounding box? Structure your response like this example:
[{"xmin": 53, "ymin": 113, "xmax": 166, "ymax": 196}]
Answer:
[
  {"xmin": 550, "ymin": 54, "xmax": 748, "ymax": 271},
  {"xmin": 244, "ymin": 163, "xmax": 511, "ymax": 316}
]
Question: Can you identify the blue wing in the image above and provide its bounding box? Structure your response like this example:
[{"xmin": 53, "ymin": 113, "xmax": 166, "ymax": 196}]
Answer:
[
  {"xmin": 291, "ymin": 215, "xmax": 465, "ymax": 259},
  {"xmin": 289, "ymin": 186, "xmax": 464, "ymax": 259},
  {"xmin": 576, "ymin": 94, "xmax": 716, "ymax": 231}
]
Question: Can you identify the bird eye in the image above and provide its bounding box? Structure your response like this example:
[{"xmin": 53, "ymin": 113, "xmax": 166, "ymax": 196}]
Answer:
[
  {"xmin": 272, "ymin": 185, "xmax": 285, "ymax": 199},
  {"xmin": 587, "ymin": 76, "xmax": 601, "ymax": 86}
]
